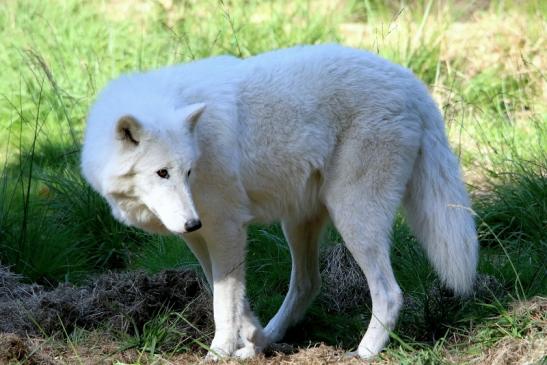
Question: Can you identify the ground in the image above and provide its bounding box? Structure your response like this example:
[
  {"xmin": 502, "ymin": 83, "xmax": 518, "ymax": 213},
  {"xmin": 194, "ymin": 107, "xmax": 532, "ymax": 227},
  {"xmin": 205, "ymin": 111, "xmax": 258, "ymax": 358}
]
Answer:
[
  {"xmin": 1, "ymin": 296, "xmax": 545, "ymax": 364},
  {"xmin": 0, "ymin": 0, "xmax": 545, "ymax": 364}
]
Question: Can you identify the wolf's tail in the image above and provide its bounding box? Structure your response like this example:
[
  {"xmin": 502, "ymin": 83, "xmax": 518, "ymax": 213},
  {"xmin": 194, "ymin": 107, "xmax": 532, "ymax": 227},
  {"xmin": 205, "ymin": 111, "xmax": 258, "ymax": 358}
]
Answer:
[{"xmin": 402, "ymin": 98, "xmax": 478, "ymax": 296}]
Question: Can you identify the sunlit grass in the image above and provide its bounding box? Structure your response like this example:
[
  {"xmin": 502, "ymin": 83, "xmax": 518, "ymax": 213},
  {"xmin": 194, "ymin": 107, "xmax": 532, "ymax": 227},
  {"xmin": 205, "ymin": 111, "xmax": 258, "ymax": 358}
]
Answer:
[{"xmin": 0, "ymin": 0, "xmax": 545, "ymax": 363}]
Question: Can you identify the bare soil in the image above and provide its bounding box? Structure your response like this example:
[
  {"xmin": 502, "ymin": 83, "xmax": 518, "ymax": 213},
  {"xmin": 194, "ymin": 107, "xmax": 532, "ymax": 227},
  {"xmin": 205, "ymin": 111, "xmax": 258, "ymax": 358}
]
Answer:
[
  {"xmin": 1, "ymin": 264, "xmax": 545, "ymax": 364},
  {"xmin": 0, "ymin": 265, "xmax": 212, "ymax": 340}
]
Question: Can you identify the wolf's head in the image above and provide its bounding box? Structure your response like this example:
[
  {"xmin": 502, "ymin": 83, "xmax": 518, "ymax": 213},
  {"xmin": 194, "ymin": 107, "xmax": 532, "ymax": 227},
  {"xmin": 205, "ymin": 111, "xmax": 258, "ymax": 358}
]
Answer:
[{"xmin": 82, "ymin": 99, "xmax": 206, "ymax": 235}]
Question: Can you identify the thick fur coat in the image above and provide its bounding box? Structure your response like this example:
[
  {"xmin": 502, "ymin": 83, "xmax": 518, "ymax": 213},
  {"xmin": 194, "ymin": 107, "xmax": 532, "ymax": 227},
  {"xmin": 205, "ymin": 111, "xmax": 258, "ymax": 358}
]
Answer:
[{"xmin": 81, "ymin": 45, "xmax": 478, "ymax": 359}]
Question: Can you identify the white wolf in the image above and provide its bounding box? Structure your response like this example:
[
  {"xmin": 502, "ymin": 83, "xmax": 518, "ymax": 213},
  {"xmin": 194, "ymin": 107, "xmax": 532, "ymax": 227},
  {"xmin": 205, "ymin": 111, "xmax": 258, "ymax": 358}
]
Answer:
[{"xmin": 81, "ymin": 45, "xmax": 478, "ymax": 360}]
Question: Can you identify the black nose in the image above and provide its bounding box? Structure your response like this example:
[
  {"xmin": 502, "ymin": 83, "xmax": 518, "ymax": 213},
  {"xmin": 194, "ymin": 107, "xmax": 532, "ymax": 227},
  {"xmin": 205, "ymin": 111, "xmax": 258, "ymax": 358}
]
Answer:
[{"xmin": 184, "ymin": 219, "xmax": 202, "ymax": 232}]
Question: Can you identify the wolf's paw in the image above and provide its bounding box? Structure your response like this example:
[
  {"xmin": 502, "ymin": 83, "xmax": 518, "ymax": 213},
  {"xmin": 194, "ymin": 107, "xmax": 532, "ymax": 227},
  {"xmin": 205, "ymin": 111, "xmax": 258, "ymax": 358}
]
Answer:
[
  {"xmin": 237, "ymin": 316, "xmax": 266, "ymax": 358},
  {"xmin": 233, "ymin": 344, "xmax": 259, "ymax": 359},
  {"xmin": 204, "ymin": 338, "xmax": 237, "ymax": 362},
  {"xmin": 204, "ymin": 348, "xmax": 230, "ymax": 362},
  {"xmin": 345, "ymin": 350, "xmax": 359, "ymax": 358},
  {"xmin": 346, "ymin": 346, "xmax": 379, "ymax": 360}
]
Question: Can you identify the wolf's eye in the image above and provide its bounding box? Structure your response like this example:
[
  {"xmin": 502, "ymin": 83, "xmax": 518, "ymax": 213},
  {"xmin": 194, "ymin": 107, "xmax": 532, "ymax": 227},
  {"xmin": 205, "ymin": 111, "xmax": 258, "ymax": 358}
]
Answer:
[
  {"xmin": 156, "ymin": 169, "xmax": 169, "ymax": 179},
  {"xmin": 187, "ymin": 169, "xmax": 191, "ymax": 177}
]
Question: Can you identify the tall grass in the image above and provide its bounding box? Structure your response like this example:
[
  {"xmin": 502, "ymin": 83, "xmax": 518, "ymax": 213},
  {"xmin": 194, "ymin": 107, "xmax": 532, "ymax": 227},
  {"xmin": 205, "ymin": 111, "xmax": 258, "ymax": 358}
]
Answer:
[{"xmin": 0, "ymin": 0, "xmax": 545, "ymax": 361}]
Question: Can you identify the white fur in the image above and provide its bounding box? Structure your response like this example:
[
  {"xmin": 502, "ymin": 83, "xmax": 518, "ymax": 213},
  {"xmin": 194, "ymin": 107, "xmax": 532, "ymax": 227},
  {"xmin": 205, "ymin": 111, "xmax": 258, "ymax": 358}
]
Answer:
[{"xmin": 81, "ymin": 45, "xmax": 478, "ymax": 360}]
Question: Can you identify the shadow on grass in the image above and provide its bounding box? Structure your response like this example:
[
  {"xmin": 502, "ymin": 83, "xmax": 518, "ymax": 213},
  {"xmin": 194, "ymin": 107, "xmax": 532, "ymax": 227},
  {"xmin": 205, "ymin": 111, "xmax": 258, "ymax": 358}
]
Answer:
[{"xmin": 0, "ymin": 141, "xmax": 150, "ymax": 285}]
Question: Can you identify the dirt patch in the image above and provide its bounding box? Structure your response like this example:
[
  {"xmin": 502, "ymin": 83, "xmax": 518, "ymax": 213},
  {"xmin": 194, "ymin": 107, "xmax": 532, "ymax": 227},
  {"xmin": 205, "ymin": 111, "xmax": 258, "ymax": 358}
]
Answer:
[
  {"xmin": 0, "ymin": 333, "xmax": 30, "ymax": 363},
  {"xmin": 480, "ymin": 297, "xmax": 547, "ymax": 365},
  {"xmin": 0, "ymin": 265, "xmax": 212, "ymax": 339},
  {"xmin": 165, "ymin": 343, "xmax": 367, "ymax": 365},
  {"xmin": 0, "ymin": 333, "xmax": 56, "ymax": 365},
  {"xmin": 0, "ymin": 264, "xmax": 542, "ymax": 364},
  {"xmin": 482, "ymin": 335, "xmax": 547, "ymax": 365},
  {"xmin": 320, "ymin": 243, "xmax": 369, "ymax": 313},
  {"xmin": 444, "ymin": 297, "xmax": 547, "ymax": 365}
]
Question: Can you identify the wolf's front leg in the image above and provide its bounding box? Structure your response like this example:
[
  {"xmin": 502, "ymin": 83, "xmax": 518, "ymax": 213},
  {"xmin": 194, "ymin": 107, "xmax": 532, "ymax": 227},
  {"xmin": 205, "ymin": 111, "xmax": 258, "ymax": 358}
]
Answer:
[
  {"xmin": 202, "ymin": 223, "xmax": 265, "ymax": 360},
  {"xmin": 235, "ymin": 299, "xmax": 266, "ymax": 359}
]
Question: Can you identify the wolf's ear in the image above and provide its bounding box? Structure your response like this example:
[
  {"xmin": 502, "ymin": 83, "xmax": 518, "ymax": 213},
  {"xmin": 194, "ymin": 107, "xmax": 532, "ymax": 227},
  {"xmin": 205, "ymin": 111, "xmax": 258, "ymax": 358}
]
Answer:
[
  {"xmin": 179, "ymin": 103, "xmax": 206, "ymax": 132},
  {"xmin": 116, "ymin": 115, "xmax": 141, "ymax": 147}
]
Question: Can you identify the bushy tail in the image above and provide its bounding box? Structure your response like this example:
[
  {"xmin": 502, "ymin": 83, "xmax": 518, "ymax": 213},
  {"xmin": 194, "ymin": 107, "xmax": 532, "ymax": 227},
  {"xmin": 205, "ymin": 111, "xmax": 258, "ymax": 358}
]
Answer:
[{"xmin": 402, "ymin": 103, "xmax": 478, "ymax": 296}]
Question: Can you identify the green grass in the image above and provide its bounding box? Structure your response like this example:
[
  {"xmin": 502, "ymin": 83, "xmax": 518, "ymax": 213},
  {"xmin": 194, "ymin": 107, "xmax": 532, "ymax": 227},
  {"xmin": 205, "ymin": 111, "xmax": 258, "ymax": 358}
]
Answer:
[{"xmin": 0, "ymin": 0, "xmax": 545, "ymax": 363}]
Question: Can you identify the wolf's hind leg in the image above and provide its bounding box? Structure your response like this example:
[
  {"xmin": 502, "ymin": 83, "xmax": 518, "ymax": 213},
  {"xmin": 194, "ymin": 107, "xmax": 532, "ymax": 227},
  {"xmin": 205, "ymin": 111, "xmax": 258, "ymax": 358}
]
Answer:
[
  {"xmin": 264, "ymin": 209, "xmax": 328, "ymax": 343},
  {"xmin": 325, "ymin": 188, "xmax": 405, "ymax": 358},
  {"xmin": 323, "ymin": 125, "xmax": 418, "ymax": 358}
]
